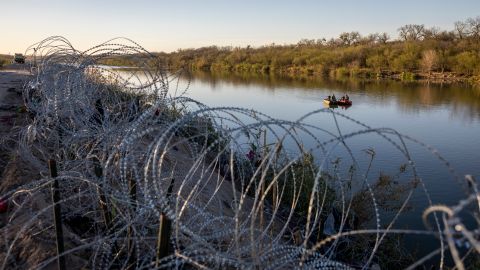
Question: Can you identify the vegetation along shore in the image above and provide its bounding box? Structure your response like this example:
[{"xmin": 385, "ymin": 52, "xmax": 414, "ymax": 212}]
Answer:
[{"xmin": 99, "ymin": 17, "xmax": 480, "ymax": 85}]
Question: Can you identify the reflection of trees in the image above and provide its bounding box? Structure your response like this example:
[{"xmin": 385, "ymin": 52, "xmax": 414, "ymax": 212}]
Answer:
[
  {"xmin": 190, "ymin": 71, "xmax": 480, "ymax": 121},
  {"xmin": 393, "ymin": 83, "xmax": 480, "ymax": 120}
]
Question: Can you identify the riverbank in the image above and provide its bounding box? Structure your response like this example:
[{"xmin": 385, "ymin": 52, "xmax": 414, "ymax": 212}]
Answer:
[
  {"xmin": 271, "ymin": 66, "xmax": 480, "ymax": 84},
  {"xmin": 205, "ymin": 67, "xmax": 480, "ymax": 85}
]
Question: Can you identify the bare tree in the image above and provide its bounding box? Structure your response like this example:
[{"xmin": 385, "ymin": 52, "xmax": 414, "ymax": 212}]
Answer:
[
  {"xmin": 398, "ymin": 25, "xmax": 409, "ymax": 41},
  {"xmin": 378, "ymin": 32, "xmax": 390, "ymax": 44},
  {"xmin": 326, "ymin": 38, "xmax": 342, "ymax": 47},
  {"xmin": 339, "ymin": 32, "xmax": 351, "ymax": 45},
  {"xmin": 423, "ymin": 27, "xmax": 440, "ymax": 39},
  {"xmin": 363, "ymin": 33, "xmax": 379, "ymax": 45},
  {"xmin": 338, "ymin": 31, "xmax": 362, "ymax": 45},
  {"xmin": 466, "ymin": 16, "xmax": 480, "ymax": 38},
  {"xmin": 363, "ymin": 32, "xmax": 389, "ymax": 45},
  {"xmin": 421, "ymin": 49, "xmax": 438, "ymax": 75},
  {"xmin": 297, "ymin": 39, "xmax": 316, "ymax": 47},
  {"xmin": 349, "ymin": 31, "xmax": 361, "ymax": 45},
  {"xmin": 454, "ymin": 21, "xmax": 468, "ymax": 39},
  {"xmin": 397, "ymin": 24, "xmax": 425, "ymax": 41},
  {"xmin": 411, "ymin": 24, "xmax": 426, "ymax": 40}
]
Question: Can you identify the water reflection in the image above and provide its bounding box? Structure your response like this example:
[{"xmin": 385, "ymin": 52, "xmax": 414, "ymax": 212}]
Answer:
[
  {"xmin": 322, "ymin": 102, "xmax": 352, "ymax": 111},
  {"xmin": 188, "ymin": 71, "xmax": 480, "ymax": 122}
]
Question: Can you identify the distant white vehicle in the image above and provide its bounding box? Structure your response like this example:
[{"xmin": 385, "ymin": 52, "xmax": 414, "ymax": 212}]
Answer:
[{"xmin": 13, "ymin": 53, "xmax": 25, "ymax": 64}]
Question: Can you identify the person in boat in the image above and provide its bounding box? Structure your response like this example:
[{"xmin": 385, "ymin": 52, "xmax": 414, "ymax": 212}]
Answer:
[
  {"xmin": 327, "ymin": 95, "xmax": 331, "ymax": 101},
  {"xmin": 341, "ymin": 95, "xmax": 345, "ymax": 102},
  {"xmin": 345, "ymin": 94, "xmax": 349, "ymax": 101},
  {"xmin": 332, "ymin": 94, "xmax": 336, "ymax": 101}
]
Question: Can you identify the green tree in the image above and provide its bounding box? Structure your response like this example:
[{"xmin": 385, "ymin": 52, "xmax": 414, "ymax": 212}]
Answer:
[
  {"xmin": 366, "ymin": 54, "xmax": 388, "ymax": 71},
  {"xmin": 391, "ymin": 42, "xmax": 420, "ymax": 72},
  {"xmin": 453, "ymin": 51, "xmax": 479, "ymax": 75}
]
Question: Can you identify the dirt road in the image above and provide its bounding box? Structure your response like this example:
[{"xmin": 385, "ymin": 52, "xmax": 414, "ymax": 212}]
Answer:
[{"xmin": 0, "ymin": 64, "xmax": 30, "ymax": 181}]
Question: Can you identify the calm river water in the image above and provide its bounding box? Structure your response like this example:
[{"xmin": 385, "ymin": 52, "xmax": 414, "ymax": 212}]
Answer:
[{"xmin": 183, "ymin": 72, "xmax": 480, "ymax": 186}]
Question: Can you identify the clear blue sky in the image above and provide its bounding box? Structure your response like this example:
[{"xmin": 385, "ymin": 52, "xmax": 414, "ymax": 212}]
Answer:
[{"xmin": 1, "ymin": 0, "xmax": 479, "ymax": 54}]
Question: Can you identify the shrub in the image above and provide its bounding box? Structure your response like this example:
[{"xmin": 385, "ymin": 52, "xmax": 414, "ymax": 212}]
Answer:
[
  {"xmin": 453, "ymin": 51, "xmax": 480, "ymax": 75},
  {"xmin": 400, "ymin": 71, "xmax": 417, "ymax": 81},
  {"xmin": 392, "ymin": 53, "xmax": 418, "ymax": 72},
  {"xmin": 334, "ymin": 67, "xmax": 350, "ymax": 78},
  {"xmin": 366, "ymin": 54, "xmax": 389, "ymax": 71}
]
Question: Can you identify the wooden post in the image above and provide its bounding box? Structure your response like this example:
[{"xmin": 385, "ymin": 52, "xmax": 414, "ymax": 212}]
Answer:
[
  {"xmin": 49, "ymin": 159, "xmax": 66, "ymax": 270},
  {"xmin": 93, "ymin": 158, "xmax": 123, "ymax": 267},
  {"xmin": 156, "ymin": 214, "xmax": 172, "ymax": 265},
  {"xmin": 155, "ymin": 178, "xmax": 175, "ymax": 267},
  {"xmin": 127, "ymin": 173, "xmax": 137, "ymax": 269}
]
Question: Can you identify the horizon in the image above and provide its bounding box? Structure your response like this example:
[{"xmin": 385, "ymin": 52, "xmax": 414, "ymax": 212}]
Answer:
[{"xmin": 1, "ymin": 0, "xmax": 479, "ymax": 54}]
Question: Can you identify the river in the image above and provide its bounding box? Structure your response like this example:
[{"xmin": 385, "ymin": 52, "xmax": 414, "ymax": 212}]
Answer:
[
  {"xmin": 183, "ymin": 72, "xmax": 480, "ymax": 190},
  {"xmin": 120, "ymin": 69, "xmax": 480, "ymax": 263}
]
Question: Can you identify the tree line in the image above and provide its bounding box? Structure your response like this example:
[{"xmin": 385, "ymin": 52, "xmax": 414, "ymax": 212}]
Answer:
[{"xmin": 157, "ymin": 17, "xmax": 480, "ymax": 82}]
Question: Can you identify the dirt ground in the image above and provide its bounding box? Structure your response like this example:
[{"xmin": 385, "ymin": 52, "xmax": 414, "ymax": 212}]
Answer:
[
  {"xmin": 0, "ymin": 64, "xmax": 30, "ymax": 177},
  {"xmin": 0, "ymin": 64, "xmax": 88, "ymax": 269}
]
